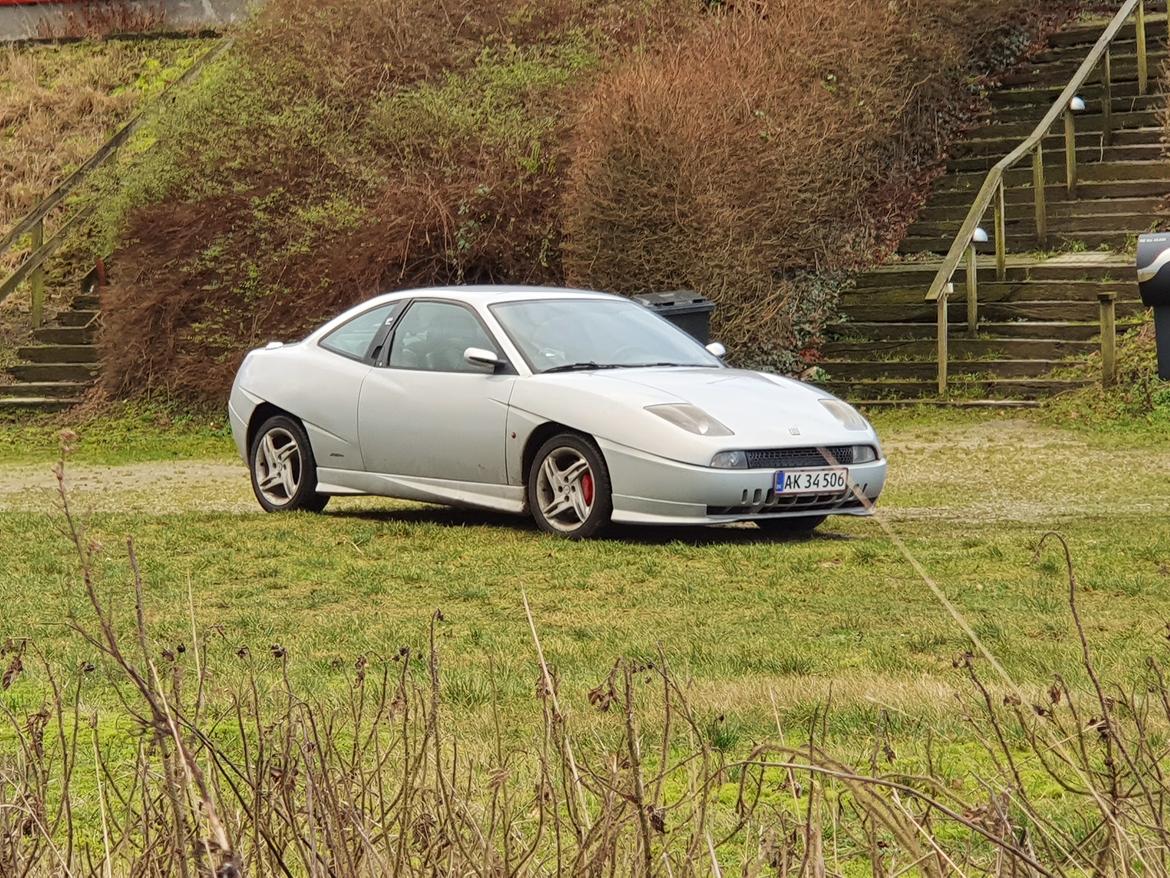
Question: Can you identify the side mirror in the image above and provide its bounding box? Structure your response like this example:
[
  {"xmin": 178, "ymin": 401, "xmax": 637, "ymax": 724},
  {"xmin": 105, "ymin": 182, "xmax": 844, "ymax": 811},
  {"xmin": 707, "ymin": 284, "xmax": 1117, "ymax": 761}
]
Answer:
[
  {"xmin": 705, "ymin": 342, "xmax": 727, "ymax": 358},
  {"xmin": 464, "ymin": 346, "xmax": 502, "ymax": 371}
]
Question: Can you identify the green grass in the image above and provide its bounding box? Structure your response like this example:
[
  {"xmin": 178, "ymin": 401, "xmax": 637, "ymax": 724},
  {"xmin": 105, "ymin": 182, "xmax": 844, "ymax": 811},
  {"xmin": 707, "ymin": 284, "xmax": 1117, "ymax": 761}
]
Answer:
[{"xmin": 1, "ymin": 407, "xmax": 1168, "ymax": 751}]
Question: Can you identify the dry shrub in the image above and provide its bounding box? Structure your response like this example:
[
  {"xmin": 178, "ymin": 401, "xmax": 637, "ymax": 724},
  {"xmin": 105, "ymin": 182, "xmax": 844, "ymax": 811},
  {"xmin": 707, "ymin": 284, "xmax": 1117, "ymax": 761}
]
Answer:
[
  {"xmin": 562, "ymin": 0, "xmax": 1077, "ymax": 367},
  {"xmin": 33, "ymin": 1, "xmax": 168, "ymax": 40},
  {"xmin": 97, "ymin": 0, "xmax": 1073, "ymax": 398}
]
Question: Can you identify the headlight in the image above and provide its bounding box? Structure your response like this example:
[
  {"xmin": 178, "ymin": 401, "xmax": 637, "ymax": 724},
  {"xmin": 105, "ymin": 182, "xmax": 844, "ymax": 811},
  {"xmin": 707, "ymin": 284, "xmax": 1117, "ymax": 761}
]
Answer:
[
  {"xmin": 710, "ymin": 450, "xmax": 748, "ymax": 469},
  {"xmin": 819, "ymin": 398, "xmax": 869, "ymax": 431},
  {"xmin": 646, "ymin": 404, "xmax": 733, "ymax": 437},
  {"xmin": 852, "ymin": 445, "xmax": 878, "ymax": 464}
]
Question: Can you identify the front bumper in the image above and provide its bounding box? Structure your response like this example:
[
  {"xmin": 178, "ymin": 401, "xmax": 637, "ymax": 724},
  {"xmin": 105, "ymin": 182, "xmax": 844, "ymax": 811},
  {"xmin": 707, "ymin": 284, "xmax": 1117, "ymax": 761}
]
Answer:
[{"xmin": 598, "ymin": 439, "xmax": 887, "ymax": 526}]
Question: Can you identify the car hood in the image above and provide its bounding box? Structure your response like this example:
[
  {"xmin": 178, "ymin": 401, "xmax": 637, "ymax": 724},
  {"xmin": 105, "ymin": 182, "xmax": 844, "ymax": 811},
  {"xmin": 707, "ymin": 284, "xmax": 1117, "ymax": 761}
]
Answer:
[{"xmin": 520, "ymin": 367, "xmax": 873, "ymax": 453}]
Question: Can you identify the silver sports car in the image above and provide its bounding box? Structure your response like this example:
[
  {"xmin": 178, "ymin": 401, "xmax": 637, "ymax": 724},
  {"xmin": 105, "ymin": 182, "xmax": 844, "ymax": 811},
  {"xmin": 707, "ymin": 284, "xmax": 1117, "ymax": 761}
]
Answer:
[{"xmin": 228, "ymin": 286, "xmax": 886, "ymax": 538}]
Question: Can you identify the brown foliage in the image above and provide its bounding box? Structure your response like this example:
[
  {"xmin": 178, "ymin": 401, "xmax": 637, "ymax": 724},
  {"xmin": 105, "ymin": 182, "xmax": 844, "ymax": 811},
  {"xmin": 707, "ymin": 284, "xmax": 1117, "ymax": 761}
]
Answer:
[{"xmin": 97, "ymin": 0, "xmax": 1074, "ymax": 399}]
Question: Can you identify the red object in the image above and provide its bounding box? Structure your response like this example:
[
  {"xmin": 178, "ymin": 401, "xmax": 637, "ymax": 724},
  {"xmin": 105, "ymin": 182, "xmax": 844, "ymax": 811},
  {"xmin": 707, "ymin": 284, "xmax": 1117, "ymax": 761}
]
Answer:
[{"xmin": 581, "ymin": 472, "xmax": 594, "ymax": 507}]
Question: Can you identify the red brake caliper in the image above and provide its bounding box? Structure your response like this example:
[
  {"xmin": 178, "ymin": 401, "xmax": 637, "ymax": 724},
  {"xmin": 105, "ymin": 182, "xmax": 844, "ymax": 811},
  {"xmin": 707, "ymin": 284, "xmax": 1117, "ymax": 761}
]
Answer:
[{"xmin": 580, "ymin": 471, "xmax": 594, "ymax": 506}]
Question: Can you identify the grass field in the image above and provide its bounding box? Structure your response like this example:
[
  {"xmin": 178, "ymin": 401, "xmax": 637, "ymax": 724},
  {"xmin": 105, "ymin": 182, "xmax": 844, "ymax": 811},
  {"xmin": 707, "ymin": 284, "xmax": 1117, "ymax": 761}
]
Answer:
[{"xmin": 1, "ymin": 406, "xmax": 1168, "ymax": 752}]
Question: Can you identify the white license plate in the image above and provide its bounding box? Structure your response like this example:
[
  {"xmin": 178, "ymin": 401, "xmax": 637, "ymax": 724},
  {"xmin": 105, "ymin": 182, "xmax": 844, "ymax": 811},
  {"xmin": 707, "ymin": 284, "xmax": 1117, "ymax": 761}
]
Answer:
[{"xmin": 775, "ymin": 468, "xmax": 848, "ymax": 495}]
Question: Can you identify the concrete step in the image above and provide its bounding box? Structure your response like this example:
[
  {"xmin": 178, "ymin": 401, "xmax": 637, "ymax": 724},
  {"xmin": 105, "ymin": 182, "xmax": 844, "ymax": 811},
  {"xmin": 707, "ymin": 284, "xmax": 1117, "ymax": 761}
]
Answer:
[
  {"xmin": 819, "ymin": 377, "xmax": 1092, "ymax": 401},
  {"xmin": 909, "ymin": 212, "xmax": 1162, "ymax": 238},
  {"xmin": 0, "ymin": 381, "xmax": 90, "ymax": 399},
  {"xmin": 56, "ymin": 309, "xmax": 100, "ymax": 327},
  {"xmin": 915, "ymin": 194, "xmax": 1166, "ymax": 223},
  {"xmin": 843, "ymin": 299, "xmax": 1149, "ymax": 323},
  {"xmin": 8, "ymin": 363, "xmax": 99, "ymax": 383},
  {"xmin": 956, "ymin": 126, "xmax": 1164, "ymax": 158},
  {"xmin": 0, "ymin": 397, "xmax": 80, "ymax": 414},
  {"xmin": 822, "ymin": 359, "xmax": 1071, "ymax": 380},
  {"xmin": 947, "ymin": 142, "xmax": 1165, "ymax": 174},
  {"xmin": 846, "ymin": 280, "xmax": 1139, "ymax": 305},
  {"xmin": 16, "ymin": 344, "xmax": 99, "ymax": 364},
  {"xmin": 926, "ymin": 177, "xmax": 1170, "ymax": 208},
  {"xmin": 32, "ymin": 326, "xmax": 96, "ymax": 345},
  {"xmin": 833, "ymin": 320, "xmax": 1139, "ymax": 341},
  {"xmin": 823, "ymin": 337, "xmax": 1096, "ymax": 360}
]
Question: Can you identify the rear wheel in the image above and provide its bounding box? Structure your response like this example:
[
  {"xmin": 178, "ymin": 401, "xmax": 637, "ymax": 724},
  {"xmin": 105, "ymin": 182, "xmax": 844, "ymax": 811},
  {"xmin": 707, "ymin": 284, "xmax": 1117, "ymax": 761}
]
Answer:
[
  {"xmin": 757, "ymin": 515, "xmax": 826, "ymax": 536},
  {"xmin": 249, "ymin": 415, "xmax": 329, "ymax": 513},
  {"xmin": 528, "ymin": 433, "xmax": 612, "ymax": 539}
]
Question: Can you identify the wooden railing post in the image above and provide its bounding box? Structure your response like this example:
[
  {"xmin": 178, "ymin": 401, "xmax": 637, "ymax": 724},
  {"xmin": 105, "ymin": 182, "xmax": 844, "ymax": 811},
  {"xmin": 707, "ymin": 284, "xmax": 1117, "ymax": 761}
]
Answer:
[
  {"xmin": 1136, "ymin": 0, "xmax": 1148, "ymax": 95},
  {"xmin": 30, "ymin": 218, "xmax": 44, "ymax": 330},
  {"xmin": 1102, "ymin": 47, "xmax": 1113, "ymax": 147},
  {"xmin": 994, "ymin": 180, "xmax": 1007, "ymax": 281},
  {"xmin": 937, "ymin": 294, "xmax": 949, "ymax": 396},
  {"xmin": 1033, "ymin": 143, "xmax": 1048, "ymax": 248},
  {"xmin": 966, "ymin": 243, "xmax": 979, "ymax": 338},
  {"xmin": 1098, "ymin": 292, "xmax": 1117, "ymax": 387},
  {"xmin": 1063, "ymin": 108, "xmax": 1078, "ymax": 197}
]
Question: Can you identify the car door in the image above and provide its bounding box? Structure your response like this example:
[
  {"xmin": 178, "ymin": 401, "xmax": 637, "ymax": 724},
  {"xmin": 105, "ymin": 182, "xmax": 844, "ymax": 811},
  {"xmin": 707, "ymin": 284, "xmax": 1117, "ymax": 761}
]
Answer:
[{"xmin": 357, "ymin": 299, "xmax": 515, "ymax": 484}]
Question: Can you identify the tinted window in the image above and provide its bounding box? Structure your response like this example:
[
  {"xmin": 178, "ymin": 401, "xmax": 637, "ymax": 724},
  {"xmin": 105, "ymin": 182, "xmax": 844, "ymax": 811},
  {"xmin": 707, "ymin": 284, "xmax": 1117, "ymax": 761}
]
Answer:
[
  {"xmin": 320, "ymin": 303, "xmax": 399, "ymax": 360},
  {"xmin": 388, "ymin": 301, "xmax": 498, "ymax": 373}
]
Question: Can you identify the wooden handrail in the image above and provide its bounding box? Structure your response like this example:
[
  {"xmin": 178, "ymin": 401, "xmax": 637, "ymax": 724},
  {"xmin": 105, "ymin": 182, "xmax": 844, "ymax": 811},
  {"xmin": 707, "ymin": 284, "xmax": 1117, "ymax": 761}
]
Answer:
[
  {"xmin": 923, "ymin": 0, "xmax": 1150, "ymax": 394},
  {"xmin": 924, "ymin": 0, "xmax": 1141, "ymax": 304},
  {"xmin": 0, "ymin": 37, "xmax": 233, "ymax": 320}
]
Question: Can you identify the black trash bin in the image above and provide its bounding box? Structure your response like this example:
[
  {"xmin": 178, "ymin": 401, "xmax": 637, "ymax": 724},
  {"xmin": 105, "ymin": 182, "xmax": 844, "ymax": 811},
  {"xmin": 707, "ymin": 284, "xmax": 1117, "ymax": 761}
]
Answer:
[
  {"xmin": 1136, "ymin": 233, "xmax": 1170, "ymax": 380},
  {"xmin": 634, "ymin": 291, "xmax": 716, "ymax": 344}
]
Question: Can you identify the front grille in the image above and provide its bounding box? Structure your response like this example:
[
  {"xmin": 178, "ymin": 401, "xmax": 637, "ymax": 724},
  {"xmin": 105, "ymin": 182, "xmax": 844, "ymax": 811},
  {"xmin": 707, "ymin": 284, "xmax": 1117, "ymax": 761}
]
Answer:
[
  {"xmin": 707, "ymin": 492, "xmax": 868, "ymax": 518},
  {"xmin": 745, "ymin": 445, "xmax": 856, "ymax": 469}
]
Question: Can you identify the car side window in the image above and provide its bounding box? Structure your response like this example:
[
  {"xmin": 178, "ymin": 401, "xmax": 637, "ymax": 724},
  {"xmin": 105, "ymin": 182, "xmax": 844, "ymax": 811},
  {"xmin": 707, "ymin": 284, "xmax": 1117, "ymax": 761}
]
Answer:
[
  {"xmin": 387, "ymin": 301, "xmax": 499, "ymax": 373},
  {"xmin": 319, "ymin": 303, "xmax": 400, "ymax": 361}
]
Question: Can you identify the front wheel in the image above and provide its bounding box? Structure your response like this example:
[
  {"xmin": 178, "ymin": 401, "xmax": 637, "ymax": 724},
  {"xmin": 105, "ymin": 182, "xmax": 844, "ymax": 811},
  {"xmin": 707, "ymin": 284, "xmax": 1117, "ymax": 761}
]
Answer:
[
  {"xmin": 528, "ymin": 433, "xmax": 612, "ymax": 539},
  {"xmin": 756, "ymin": 515, "xmax": 826, "ymax": 537},
  {"xmin": 249, "ymin": 415, "xmax": 329, "ymax": 513}
]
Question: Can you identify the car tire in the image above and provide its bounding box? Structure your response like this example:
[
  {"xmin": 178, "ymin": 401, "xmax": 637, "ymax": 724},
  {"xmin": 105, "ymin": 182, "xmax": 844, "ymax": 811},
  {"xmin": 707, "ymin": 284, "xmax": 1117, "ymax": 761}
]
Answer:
[
  {"xmin": 757, "ymin": 515, "xmax": 826, "ymax": 536},
  {"xmin": 528, "ymin": 433, "xmax": 612, "ymax": 539},
  {"xmin": 249, "ymin": 415, "xmax": 330, "ymax": 513}
]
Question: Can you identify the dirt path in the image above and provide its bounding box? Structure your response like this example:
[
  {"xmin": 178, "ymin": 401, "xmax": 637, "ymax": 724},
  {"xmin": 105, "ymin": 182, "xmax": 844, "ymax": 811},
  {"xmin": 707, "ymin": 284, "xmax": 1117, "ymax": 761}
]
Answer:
[{"xmin": 0, "ymin": 419, "xmax": 1165, "ymax": 521}]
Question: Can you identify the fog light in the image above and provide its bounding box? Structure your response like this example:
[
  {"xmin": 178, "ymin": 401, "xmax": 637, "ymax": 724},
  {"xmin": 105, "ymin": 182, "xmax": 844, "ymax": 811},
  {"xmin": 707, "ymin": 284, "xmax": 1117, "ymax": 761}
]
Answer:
[
  {"xmin": 853, "ymin": 445, "xmax": 878, "ymax": 464},
  {"xmin": 710, "ymin": 450, "xmax": 748, "ymax": 469}
]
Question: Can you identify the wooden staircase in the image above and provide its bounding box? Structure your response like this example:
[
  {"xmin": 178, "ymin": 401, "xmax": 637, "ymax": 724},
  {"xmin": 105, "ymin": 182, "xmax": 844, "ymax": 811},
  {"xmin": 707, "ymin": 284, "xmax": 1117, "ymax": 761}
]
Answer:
[
  {"xmin": 0, "ymin": 289, "xmax": 99, "ymax": 414},
  {"xmin": 825, "ymin": 12, "xmax": 1166, "ymax": 405}
]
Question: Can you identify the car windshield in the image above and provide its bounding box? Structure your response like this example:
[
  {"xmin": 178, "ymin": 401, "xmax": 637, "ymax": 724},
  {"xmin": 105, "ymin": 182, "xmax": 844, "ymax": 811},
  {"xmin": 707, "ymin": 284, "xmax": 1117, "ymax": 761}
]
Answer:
[{"xmin": 490, "ymin": 298, "xmax": 722, "ymax": 374}]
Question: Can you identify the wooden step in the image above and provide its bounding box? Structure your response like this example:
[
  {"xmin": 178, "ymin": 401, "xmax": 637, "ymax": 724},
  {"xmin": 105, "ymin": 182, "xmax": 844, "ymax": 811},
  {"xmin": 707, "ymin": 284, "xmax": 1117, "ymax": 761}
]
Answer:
[
  {"xmin": 916, "ymin": 194, "xmax": 1166, "ymax": 223},
  {"xmin": 990, "ymin": 79, "xmax": 1160, "ymax": 106},
  {"xmin": 1048, "ymin": 14, "xmax": 1170, "ymax": 48},
  {"xmin": 925, "ymin": 178, "xmax": 1170, "ymax": 207},
  {"xmin": 843, "ymin": 299, "xmax": 1148, "ymax": 323},
  {"xmin": 0, "ymin": 381, "xmax": 90, "ymax": 399},
  {"xmin": 0, "ymin": 397, "xmax": 80, "ymax": 414},
  {"xmin": 32, "ymin": 326, "xmax": 96, "ymax": 345},
  {"xmin": 909, "ymin": 212, "xmax": 1162, "ymax": 238},
  {"xmin": 56, "ymin": 309, "xmax": 100, "ymax": 327},
  {"xmin": 16, "ymin": 344, "xmax": 99, "ymax": 364},
  {"xmin": 846, "ymin": 280, "xmax": 1138, "ymax": 305},
  {"xmin": 8, "ymin": 363, "xmax": 99, "ymax": 383},
  {"xmin": 956, "ymin": 126, "xmax": 1164, "ymax": 158},
  {"xmin": 822, "ymin": 359, "xmax": 1070, "ymax": 380},
  {"xmin": 855, "ymin": 256, "xmax": 1133, "ymax": 287},
  {"xmin": 998, "ymin": 53, "xmax": 1168, "ymax": 88},
  {"xmin": 832, "ymin": 321, "xmax": 1137, "ymax": 341},
  {"xmin": 989, "ymin": 94, "xmax": 1166, "ymax": 125},
  {"xmin": 818, "ymin": 377, "xmax": 1091, "ymax": 401},
  {"xmin": 900, "ymin": 231, "xmax": 1135, "ymax": 255},
  {"xmin": 934, "ymin": 159, "xmax": 1170, "ymax": 196},
  {"xmin": 823, "ymin": 338, "xmax": 1096, "ymax": 360},
  {"xmin": 1034, "ymin": 36, "xmax": 1169, "ymax": 63},
  {"xmin": 966, "ymin": 110, "xmax": 1160, "ymax": 142},
  {"xmin": 851, "ymin": 398, "xmax": 1043, "ymax": 409},
  {"xmin": 947, "ymin": 143, "xmax": 1165, "ymax": 174}
]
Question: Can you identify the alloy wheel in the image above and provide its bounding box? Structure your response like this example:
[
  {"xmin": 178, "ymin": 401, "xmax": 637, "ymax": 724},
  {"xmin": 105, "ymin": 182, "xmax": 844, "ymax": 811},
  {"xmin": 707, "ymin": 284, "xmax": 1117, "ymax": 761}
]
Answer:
[
  {"xmin": 534, "ymin": 446, "xmax": 596, "ymax": 533},
  {"xmin": 253, "ymin": 427, "xmax": 302, "ymax": 506}
]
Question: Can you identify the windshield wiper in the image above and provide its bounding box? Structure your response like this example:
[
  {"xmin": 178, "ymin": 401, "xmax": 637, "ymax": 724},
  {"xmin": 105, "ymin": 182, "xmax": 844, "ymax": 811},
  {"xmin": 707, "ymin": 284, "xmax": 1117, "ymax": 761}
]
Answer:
[
  {"xmin": 626, "ymin": 361, "xmax": 708, "ymax": 368},
  {"xmin": 541, "ymin": 362, "xmax": 627, "ymax": 374}
]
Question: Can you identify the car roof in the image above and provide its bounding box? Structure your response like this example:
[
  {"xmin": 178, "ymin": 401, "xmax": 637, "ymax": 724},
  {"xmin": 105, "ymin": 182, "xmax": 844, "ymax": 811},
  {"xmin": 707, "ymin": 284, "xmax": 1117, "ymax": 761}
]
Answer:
[{"xmin": 367, "ymin": 285, "xmax": 622, "ymax": 307}]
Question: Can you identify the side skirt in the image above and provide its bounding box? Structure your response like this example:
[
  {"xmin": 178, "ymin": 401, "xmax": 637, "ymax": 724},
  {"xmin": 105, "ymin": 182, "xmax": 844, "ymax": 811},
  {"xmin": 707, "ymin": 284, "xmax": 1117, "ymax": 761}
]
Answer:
[{"xmin": 316, "ymin": 467, "xmax": 526, "ymax": 514}]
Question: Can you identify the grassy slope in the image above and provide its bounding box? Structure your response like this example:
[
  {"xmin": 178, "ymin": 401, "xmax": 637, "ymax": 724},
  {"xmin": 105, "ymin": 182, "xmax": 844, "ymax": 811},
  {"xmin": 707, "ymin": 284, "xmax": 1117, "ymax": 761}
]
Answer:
[{"xmin": 1, "ymin": 408, "xmax": 1167, "ymax": 751}]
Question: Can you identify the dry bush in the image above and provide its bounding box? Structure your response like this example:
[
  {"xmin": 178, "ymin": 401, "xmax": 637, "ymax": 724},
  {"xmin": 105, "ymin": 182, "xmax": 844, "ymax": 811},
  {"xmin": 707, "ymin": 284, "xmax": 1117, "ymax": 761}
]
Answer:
[
  {"xmin": 97, "ymin": 0, "xmax": 1075, "ymax": 398},
  {"xmin": 4, "ymin": 442, "xmax": 1170, "ymax": 876},
  {"xmin": 562, "ymin": 0, "xmax": 1080, "ymax": 368},
  {"xmin": 33, "ymin": 1, "xmax": 168, "ymax": 40}
]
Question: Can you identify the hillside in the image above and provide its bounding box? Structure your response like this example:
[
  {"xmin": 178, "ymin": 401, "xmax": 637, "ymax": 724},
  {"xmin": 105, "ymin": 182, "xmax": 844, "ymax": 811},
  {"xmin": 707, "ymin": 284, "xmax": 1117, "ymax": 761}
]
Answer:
[{"xmin": 93, "ymin": 0, "xmax": 1083, "ymax": 399}]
